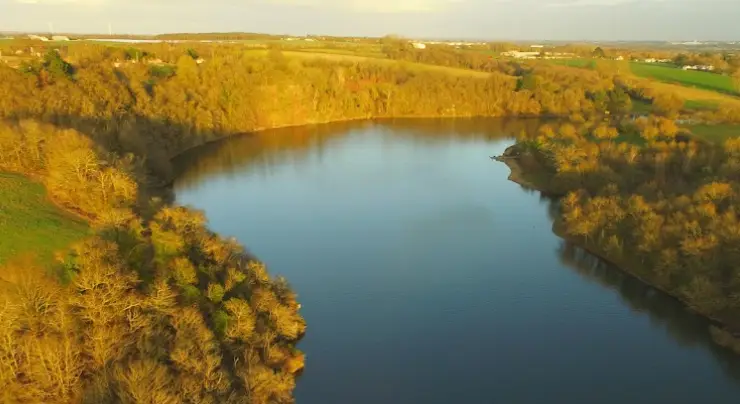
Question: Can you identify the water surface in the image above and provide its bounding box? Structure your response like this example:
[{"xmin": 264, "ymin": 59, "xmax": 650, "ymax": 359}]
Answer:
[{"xmin": 174, "ymin": 119, "xmax": 740, "ymax": 404}]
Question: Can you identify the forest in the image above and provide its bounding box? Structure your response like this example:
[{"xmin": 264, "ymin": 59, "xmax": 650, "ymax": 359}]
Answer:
[
  {"xmin": 504, "ymin": 116, "xmax": 740, "ymax": 345},
  {"xmin": 0, "ymin": 117, "xmax": 307, "ymax": 403},
  {"xmin": 4, "ymin": 38, "xmax": 740, "ymax": 401},
  {"xmin": 0, "ymin": 43, "xmax": 651, "ymax": 182}
]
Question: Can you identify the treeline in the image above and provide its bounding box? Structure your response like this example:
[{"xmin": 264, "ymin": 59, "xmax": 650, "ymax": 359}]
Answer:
[
  {"xmin": 510, "ymin": 117, "xmax": 740, "ymax": 336},
  {"xmin": 0, "ymin": 46, "xmax": 637, "ymax": 181},
  {"xmin": 0, "ymin": 119, "xmax": 306, "ymax": 403},
  {"xmin": 382, "ymin": 41, "xmax": 519, "ymax": 74},
  {"xmin": 673, "ymin": 52, "xmax": 740, "ymax": 75}
]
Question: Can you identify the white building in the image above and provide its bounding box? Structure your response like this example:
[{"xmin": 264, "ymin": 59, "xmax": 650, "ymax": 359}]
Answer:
[
  {"xmin": 502, "ymin": 50, "xmax": 541, "ymax": 59},
  {"xmin": 27, "ymin": 35, "xmax": 49, "ymax": 42},
  {"xmin": 412, "ymin": 42, "xmax": 426, "ymax": 49},
  {"xmin": 51, "ymin": 35, "xmax": 70, "ymax": 41},
  {"xmin": 682, "ymin": 65, "xmax": 715, "ymax": 71}
]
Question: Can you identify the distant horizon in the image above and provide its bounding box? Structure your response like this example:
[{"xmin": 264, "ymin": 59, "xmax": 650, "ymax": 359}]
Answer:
[{"xmin": 2, "ymin": 30, "xmax": 737, "ymax": 45}]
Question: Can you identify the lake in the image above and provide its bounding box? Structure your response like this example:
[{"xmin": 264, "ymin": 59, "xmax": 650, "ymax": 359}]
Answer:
[{"xmin": 173, "ymin": 119, "xmax": 740, "ymax": 404}]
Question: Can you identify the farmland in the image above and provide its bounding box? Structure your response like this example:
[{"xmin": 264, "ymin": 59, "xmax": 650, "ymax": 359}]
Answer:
[{"xmin": 630, "ymin": 62, "xmax": 737, "ymax": 95}]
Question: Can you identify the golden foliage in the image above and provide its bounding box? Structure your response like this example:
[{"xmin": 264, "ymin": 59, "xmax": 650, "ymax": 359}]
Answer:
[{"xmin": 526, "ymin": 120, "xmax": 740, "ymax": 326}]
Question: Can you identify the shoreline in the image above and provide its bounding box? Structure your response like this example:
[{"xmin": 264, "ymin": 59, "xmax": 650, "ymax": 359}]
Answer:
[
  {"xmin": 158, "ymin": 114, "xmax": 555, "ymax": 189},
  {"xmin": 496, "ymin": 147, "xmax": 740, "ymax": 345}
]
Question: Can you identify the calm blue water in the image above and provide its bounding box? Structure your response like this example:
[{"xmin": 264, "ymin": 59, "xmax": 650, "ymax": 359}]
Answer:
[{"xmin": 174, "ymin": 119, "xmax": 740, "ymax": 404}]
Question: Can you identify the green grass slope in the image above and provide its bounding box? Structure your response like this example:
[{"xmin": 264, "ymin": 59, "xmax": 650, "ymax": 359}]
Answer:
[
  {"xmin": 0, "ymin": 173, "xmax": 88, "ymax": 264},
  {"xmin": 683, "ymin": 124, "xmax": 740, "ymax": 144},
  {"xmin": 630, "ymin": 63, "xmax": 737, "ymax": 95}
]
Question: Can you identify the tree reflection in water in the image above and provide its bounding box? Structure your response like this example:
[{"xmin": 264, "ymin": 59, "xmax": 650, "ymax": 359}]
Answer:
[
  {"xmin": 173, "ymin": 117, "xmax": 542, "ymax": 190},
  {"xmin": 557, "ymin": 240, "xmax": 740, "ymax": 383}
]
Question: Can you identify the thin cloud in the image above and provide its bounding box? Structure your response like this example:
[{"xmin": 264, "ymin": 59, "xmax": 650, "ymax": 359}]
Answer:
[
  {"xmin": 544, "ymin": 0, "xmax": 670, "ymax": 6},
  {"xmin": 14, "ymin": 0, "xmax": 106, "ymax": 4},
  {"xmin": 257, "ymin": 0, "xmax": 465, "ymax": 13},
  {"xmin": 11, "ymin": 0, "xmax": 463, "ymax": 12}
]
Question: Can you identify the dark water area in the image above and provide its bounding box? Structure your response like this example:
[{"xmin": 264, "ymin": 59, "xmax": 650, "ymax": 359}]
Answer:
[{"xmin": 173, "ymin": 119, "xmax": 740, "ymax": 404}]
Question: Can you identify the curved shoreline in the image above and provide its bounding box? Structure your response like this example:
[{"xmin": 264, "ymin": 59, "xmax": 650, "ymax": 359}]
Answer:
[{"xmin": 496, "ymin": 149, "xmax": 740, "ymax": 347}]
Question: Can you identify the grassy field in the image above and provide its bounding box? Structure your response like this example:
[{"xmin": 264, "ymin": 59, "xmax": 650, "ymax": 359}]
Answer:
[
  {"xmin": 683, "ymin": 124, "xmax": 740, "ymax": 144},
  {"xmin": 633, "ymin": 77, "xmax": 740, "ymax": 109},
  {"xmin": 0, "ymin": 173, "xmax": 88, "ymax": 264},
  {"xmin": 630, "ymin": 63, "xmax": 737, "ymax": 95},
  {"xmin": 294, "ymin": 47, "xmax": 385, "ymax": 59},
  {"xmin": 549, "ymin": 58, "xmax": 596, "ymax": 69},
  {"xmin": 282, "ymin": 50, "xmax": 496, "ymax": 78}
]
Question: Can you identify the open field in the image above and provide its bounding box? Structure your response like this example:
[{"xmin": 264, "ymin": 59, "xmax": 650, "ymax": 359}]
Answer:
[
  {"xmin": 294, "ymin": 47, "xmax": 385, "ymax": 59},
  {"xmin": 630, "ymin": 62, "xmax": 737, "ymax": 95},
  {"xmin": 282, "ymin": 50, "xmax": 496, "ymax": 78},
  {"xmin": 0, "ymin": 173, "xmax": 88, "ymax": 264},
  {"xmin": 549, "ymin": 58, "xmax": 596, "ymax": 68},
  {"xmin": 634, "ymin": 78, "xmax": 740, "ymax": 109},
  {"xmin": 683, "ymin": 124, "xmax": 740, "ymax": 144}
]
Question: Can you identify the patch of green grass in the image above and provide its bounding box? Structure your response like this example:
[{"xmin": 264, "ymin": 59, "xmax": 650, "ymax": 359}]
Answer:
[
  {"xmin": 282, "ymin": 51, "xmax": 495, "ymax": 78},
  {"xmin": 614, "ymin": 131, "xmax": 647, "ymax": 146},
  {"xmin": 630, "ymin": 62, "xmax": 737, "ymax": 95},
  {"xmin": 684, "ymin": 99, "xmax": 720, "ymax": 111},
  {"xmin": 683, "ymin": 124, "xmax": 740, "ymax": 144},
  {"xmin": 0, "ymin": 173, "xmax": 88, "ymax": 264},
  {"xmin": 550, "ymin": 58, "xmax": 596, "ymax": 69},
  {"xmin": 631, "ymin": 99, "xmax": 653, "ymax": 114},
  {"xmin": 296, "ymin": 47, "xmax": 385, "ymax": 59}
]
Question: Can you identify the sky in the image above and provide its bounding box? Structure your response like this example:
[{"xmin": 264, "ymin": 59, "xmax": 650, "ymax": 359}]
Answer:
[{"xmin": 0, "ymin": 0, "xmax": 738, "ymax": 41}]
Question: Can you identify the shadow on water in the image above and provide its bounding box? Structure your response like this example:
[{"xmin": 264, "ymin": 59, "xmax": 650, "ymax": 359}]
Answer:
[{"xmin": 536, "ymin": 194, "xmax": 740, "ymax": 382}]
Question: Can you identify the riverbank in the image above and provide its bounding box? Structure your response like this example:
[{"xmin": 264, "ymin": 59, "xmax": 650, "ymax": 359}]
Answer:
[
  {"xmin": 158, "ymin": 115, "xmax": 549, "ymax": 188},
  {"xmin": 495, "ymin": 143, "xmax": 740, "ymax": 351}
]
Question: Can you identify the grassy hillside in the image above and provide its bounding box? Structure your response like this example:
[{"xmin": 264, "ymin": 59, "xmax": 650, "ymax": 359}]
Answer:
[
  {"xmin": 633, "ymin": 77, "xmax": 740, "ymax": 109},
  {"xmin": 550, "ymin": 58, "xmax": 597, "ymax": 69},
  {"xmin": 683, "ymin": 124, "xmax": 740, "ymax": 144},
  {"xmin": 630, "ymin": 62, "xmax": 737, "ymax": 95},
  {"xmin": 282, "ymin": 50, "xmax": 495, "ymax": 78},
  {"xmin": 0, "ymin": 173, "xmax": 88, "ymax": 264}
]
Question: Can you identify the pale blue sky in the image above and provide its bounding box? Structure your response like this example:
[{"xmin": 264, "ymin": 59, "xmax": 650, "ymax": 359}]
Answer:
[{"xmin": 0, "ymin": 0, "xmax": 737, "ymax": 40}]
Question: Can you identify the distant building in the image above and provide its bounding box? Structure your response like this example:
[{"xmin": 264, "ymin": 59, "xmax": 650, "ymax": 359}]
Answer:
[
  {"xmin": 27, "ymin": 34, "xmax": 49, "ymax": 41},
  {"xmin": 683, "ymin": 65, "xmax": 715, "ymax": 71},
  {"xmin": 615, "ymin": 56, "xmax": 624, "ymax": 61},
  {"xmin": 502, "ymin": 50, "xmax": 541, "ymax": 59},
  {"xmin": 412, "ymin": 42, "xmax": 426, "ymax": 49},
  {"xmin": 530, "ymin": 45, "xmax": 544, "ymax": 49},
  {"xmin": 51, "ymin": 35, "xmax": 70, "ymax": 41}
]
